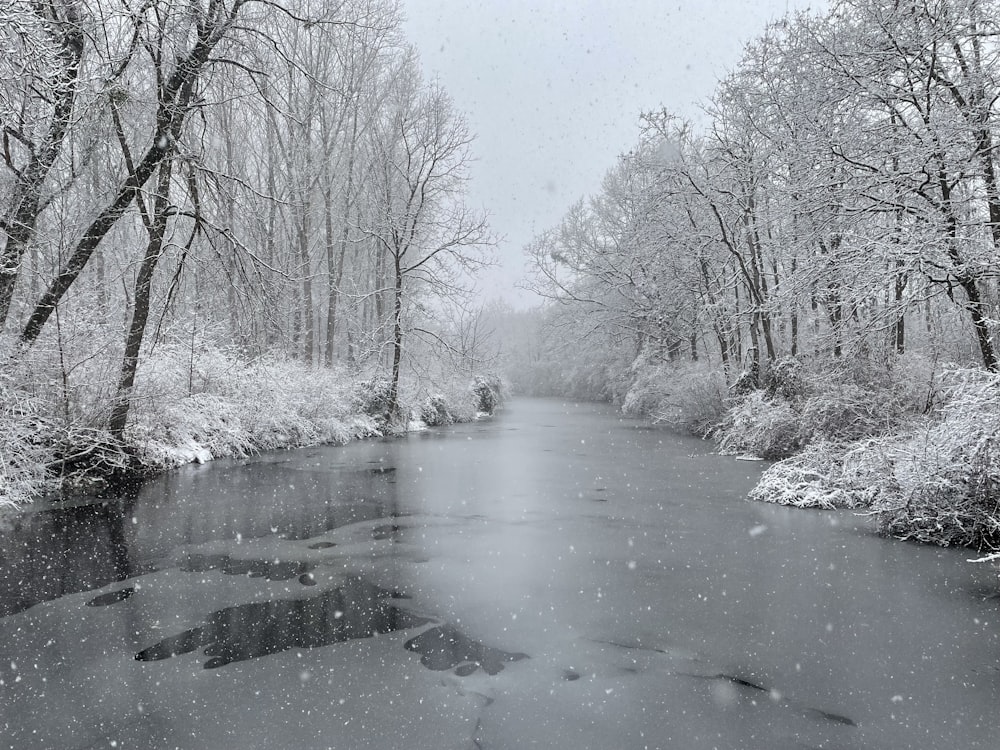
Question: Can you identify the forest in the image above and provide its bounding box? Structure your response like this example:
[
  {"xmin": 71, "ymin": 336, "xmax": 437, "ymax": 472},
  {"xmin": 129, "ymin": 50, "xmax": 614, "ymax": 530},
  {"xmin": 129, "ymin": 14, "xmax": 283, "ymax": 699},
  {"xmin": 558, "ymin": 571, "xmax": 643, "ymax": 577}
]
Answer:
[
  {"xmin": 511, "ymin": 0, "xmax": 1000, "ymax": 556},
  {"xmin": 2, "ymin": 0, "xmax": 998, "ymax": 560},
  {"xmin": 0, "ymin": 0, "xmax": 501, "ymax": 510}
]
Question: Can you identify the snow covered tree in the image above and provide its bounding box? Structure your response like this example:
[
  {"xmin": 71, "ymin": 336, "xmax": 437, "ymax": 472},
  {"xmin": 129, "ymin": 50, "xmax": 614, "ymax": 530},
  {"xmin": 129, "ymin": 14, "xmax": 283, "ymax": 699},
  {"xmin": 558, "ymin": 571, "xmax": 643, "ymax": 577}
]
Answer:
[{"xmin": 363, "ymin": 65, "xmax": 491, "ymax": 423}]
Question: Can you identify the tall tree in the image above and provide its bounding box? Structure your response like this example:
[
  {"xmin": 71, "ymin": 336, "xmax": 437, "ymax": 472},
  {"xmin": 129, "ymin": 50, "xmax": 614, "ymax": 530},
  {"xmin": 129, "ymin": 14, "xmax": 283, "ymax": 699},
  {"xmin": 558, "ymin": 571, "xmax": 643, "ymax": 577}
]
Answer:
[
  {"xmin": 364, "ymin": 68, "xmax": 491, "ymax": 422},
  {"xmin": 0, "ymin": 0, "xmax": 86, "ymax": 329}
]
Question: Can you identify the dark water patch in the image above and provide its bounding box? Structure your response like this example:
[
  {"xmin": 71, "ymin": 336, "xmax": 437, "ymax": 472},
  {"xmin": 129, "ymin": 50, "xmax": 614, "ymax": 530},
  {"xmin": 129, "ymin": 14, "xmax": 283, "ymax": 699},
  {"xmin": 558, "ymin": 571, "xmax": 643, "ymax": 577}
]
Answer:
[
  {"xmin": 372, "ymin": 524, "xmax": 405, "ymax": 541},
  {"xmin": 136, "ymin": 627, "xmax": 212, "ymax": 661},
  {"xmin": 135, "ymin": 577, "xmax": 431, "ymax": 669},
  {"xmin": 307, "ymin": 541, "xmax": 337, "ymax": 550},
  {"xmin": 86, "ymin": 587, "xmax": 136, "ymax": 607},
  {"xmin": 180, "ymin": 553, "xmax": 312, "ymax": 581},
  {"xmin": 963, "ymin": 583, "xmax": 1000, "ymax": 601},
  {"xmin": 275, "ymin": 500, "xmax": 391, "ymax": 541},
  {"xmin": 403, "ymin": 624, "xmax": 529, "ymax": 676},
  {"xmin": 681, "ymin": 671, "xmax": 856, "ymax": 729},
  {"xmin": 691, "ymin": 671, "xmax": 769, "ymax": 692},
  {"xmin": 804, "ymin": 708, "xmax": 857, "ymax": 727},
  {"xmin": 591, "ymin": 638, "xmax": 675, "ymax": 656}
]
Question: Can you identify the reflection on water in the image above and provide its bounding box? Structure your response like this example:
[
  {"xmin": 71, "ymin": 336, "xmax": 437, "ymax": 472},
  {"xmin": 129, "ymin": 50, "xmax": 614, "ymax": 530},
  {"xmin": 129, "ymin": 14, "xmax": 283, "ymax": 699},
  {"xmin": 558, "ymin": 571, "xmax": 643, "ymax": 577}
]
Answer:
[
  {"xmin": 135, "ymin": 576, "xmax": 430, "ymax": 669},
  {"xmin": 0, "ymin": 451, "xmax": 400, "ymax": 617},
  {"xmin": 0, "ymin": 497, "xmax": 138, "ymax": 616}
]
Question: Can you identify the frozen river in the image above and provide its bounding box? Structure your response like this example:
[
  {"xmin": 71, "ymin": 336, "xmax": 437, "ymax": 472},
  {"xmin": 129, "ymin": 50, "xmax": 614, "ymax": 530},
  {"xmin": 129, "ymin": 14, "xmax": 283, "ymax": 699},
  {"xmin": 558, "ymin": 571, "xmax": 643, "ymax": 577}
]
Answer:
[{"xmin": 1, "ymin": 398, "xmax": 998, "ymax": 749}]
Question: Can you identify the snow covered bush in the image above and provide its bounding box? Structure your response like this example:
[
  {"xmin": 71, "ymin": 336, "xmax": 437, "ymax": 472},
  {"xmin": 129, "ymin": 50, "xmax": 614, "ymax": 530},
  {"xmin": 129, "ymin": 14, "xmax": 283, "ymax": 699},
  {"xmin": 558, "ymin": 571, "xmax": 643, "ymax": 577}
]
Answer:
[
  {"xmin": 750, "ymin": 368, "xmax": 1000, "ymax": 548},
  {"xmin": 870, "ymin": 371, "xmax": 1000, "ymax": 549},
  {"xmin": 749, "ymin": 438, "xmax": 890, "ymax": 509},
  {"xmin": 719, "ymin": 355, "xmax": 920, "ymax": 461},
  {"xmin": 420, "ymin": 395, "xmax": 456, "ymax": 426},
  {"xmin": 351, "ymin": 375, "xmax": 395, "ymax": 426},
  {"xmin": 797, "ymin": 383, "xmax": 903, "ymax": 445},
  {"xmin": 0, "ymin": 377, "xmax": 57, "ymax": 509},
  {"xmin": 717, "ymin": 391, "xmax": 802, "ymax": 459},
  {"xmin": 128, "ymin": 349, "xmax": 381, "ymax": 468},
  {"xmin": 621, "ymin": 361, "xmax": 674, "ymax": 418},
  {"xmin": 763, "ymin": 356, "xmax": 806, "ymax": 401},
  {"xmin": 622, "ymin": 361, "xmax": 726, "ymax": 437},
  {"xmin": 472, "ymin": 373, "xmax": 504, "ymax": 414},
  {"xmin": 414, "ymin": 372, "xmax": 502, "ymax": 427},
  {"xmin": 131, "ymin": 393, "xmax": 254, "ymax": 466},
  {"xmin": 889, "ymin": 351, "xmax": 948, "ymax": 415}
]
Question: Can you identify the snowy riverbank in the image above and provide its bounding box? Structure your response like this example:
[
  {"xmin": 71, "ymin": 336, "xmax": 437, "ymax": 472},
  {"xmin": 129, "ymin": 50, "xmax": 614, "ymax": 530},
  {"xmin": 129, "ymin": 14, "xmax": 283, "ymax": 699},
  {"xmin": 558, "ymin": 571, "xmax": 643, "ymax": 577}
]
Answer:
[
  {"xmin": 617, "ymin": 355, "xmax": 1000, "ymax": 555},
  {"xmin": 0, "ymin": 344, "xmax": 502, "ymax": 514}
]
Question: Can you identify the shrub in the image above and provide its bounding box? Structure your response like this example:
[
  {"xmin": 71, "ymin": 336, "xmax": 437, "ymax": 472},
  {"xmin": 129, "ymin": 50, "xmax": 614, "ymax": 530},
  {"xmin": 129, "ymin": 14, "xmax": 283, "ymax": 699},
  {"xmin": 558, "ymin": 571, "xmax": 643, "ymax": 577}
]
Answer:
[
  {"xmin": 797, "ymin": 384, "xmax": 902, "ymax": 445},
  {"xmin": 720, "ymin": 355, "xmax": 915, "ymax": 460},
  {"xmin": 0, "ymin": 379, "xmax": 57, "ymax": 509},
  {"xmin": 420, "ymin": 395, "xmax": 455, "ymax": 426},
  {"xmin": 763, "ymin": 356, "xmax": 806, "ymax": 401},
  {"xmin": 622, "ymin": 361, "xmax": 727, "ymax": 437},
  {"xmin": 472, "ymin": 373, "xmax": 504, "ymax": 414},
  {"xmin": 128, "ymin": 351, "xmax": 385, "ymax": 467},
  {"xmin": 350, "ymin": 375, "xmax": 395, "ymax": 423},
  {"xmin": 871, "ymin": 371, "xmax": 1000, "ymax": 549},
  {"xmin": 717, "ymin": 391, "xmax": 802, "ymax": 459},
  {"xmin": 749, "ymin": 439, "xmax": 890, "ymax": 509},
  {"xmin": 621, "ymin": 362, "xmax": 673, "ymax": 418}
]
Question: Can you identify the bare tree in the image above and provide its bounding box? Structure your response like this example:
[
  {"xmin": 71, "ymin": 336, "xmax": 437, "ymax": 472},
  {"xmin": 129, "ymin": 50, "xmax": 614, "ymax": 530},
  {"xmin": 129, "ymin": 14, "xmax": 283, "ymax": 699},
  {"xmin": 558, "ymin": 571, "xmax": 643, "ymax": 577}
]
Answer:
[
  {"xmin": 18, "ymin": 0, "xmax": 265, "ymax": 346},
  {"xmin": 364, "ymin": 68, "xmax": 492, "ymax": 422},
  {"xmin": 0, "ymin": 0, "xmax": 85, "ymax": 329}
]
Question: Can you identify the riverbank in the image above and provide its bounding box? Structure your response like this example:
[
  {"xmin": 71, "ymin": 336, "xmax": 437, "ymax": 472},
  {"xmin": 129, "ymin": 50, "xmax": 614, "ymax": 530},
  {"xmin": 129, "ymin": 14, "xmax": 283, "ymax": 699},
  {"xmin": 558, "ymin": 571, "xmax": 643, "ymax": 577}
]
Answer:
[
  {"xmin": 618, "ymin": 355, "xmax": 1000, "ymax": 556},
  {"xmin": 0, "ymin": 344, "xmax": 502, "ymax": 515}
]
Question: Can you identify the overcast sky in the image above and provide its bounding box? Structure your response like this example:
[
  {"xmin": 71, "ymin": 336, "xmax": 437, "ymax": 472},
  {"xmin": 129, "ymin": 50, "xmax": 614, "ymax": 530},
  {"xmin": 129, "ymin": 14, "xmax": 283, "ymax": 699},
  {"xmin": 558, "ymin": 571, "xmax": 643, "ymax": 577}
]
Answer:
[{"xmin": 401, "ymin": 0, "xmax": 821, "ymax": 307}]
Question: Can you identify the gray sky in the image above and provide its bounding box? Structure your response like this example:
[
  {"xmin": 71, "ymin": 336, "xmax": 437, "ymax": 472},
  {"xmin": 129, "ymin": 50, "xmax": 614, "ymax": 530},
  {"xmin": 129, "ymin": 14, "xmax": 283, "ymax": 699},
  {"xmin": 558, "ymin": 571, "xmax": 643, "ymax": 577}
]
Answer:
[{"xmin": 401, "ymin": 0, "xmax": 820, "ymax": 307}]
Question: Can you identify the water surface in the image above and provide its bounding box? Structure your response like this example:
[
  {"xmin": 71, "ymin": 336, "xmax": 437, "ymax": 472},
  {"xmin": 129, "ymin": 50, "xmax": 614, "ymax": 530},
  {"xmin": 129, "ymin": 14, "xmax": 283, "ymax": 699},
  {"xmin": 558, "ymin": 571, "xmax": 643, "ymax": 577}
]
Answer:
[{"xmin": 0, "ymin": 398, "xmax": 997, "ymax": 749}]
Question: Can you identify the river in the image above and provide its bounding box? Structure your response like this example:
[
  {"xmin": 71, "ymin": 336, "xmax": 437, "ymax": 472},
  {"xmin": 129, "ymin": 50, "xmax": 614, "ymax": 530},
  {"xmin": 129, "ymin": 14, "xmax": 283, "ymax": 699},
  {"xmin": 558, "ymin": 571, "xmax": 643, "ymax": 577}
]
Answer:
[{"xmin": 0, "ymin": 398, "xmax": 997, "ymax": 749}]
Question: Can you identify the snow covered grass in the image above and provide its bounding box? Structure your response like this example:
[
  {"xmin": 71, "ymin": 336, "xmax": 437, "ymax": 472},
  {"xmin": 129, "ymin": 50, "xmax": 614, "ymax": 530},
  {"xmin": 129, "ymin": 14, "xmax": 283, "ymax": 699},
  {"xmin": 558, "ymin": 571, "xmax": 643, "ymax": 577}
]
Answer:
[{"xmin": 125, "ymin": 347, "xmax": 382, "ymax": 469}]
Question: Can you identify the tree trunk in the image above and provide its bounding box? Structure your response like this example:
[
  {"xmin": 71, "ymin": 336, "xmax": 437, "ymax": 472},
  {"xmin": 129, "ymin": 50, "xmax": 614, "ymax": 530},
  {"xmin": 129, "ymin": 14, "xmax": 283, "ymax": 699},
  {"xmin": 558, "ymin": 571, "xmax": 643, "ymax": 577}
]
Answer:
[
  {"xmin": 325, "ymin": 110, "xmax": 359, "ymax": 366},
  {"xmin": 940, "ymin": 168, "xmax": 998, "ymax": 371},
  {"xmin": 894, "ymin": 270, "xmax": 906, "ymax": 355},
  {"xmin": 297, "ymin": 202, "xmax": 314, "ymax": 364},
  {"xmin": 108, "ymin": 157, "xmax": 174, "ymax": 439},
  {"xmin": 386, "ymin": 256, "xmax": 404, "ymax": 425}
]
